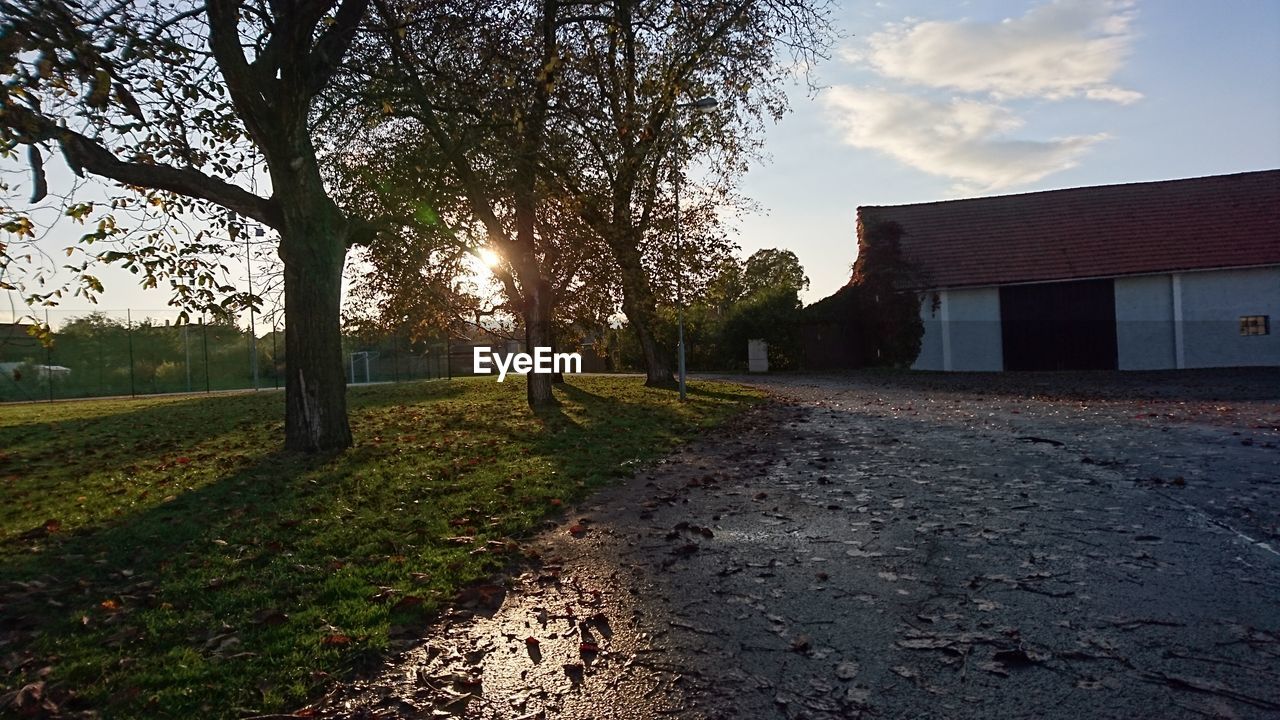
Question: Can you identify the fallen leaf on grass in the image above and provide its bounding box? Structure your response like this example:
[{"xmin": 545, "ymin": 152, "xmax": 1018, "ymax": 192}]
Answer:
[
  {"xmin": 1, "ymin": 681, "xmax": 61, "ymax": 716},
  {"xmin": 392, "ymin": 596, "xmax": 424, "ymax": 612}
]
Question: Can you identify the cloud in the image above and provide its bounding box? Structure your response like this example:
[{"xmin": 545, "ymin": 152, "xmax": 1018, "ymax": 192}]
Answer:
[
  {"xmin": 865, "ymin": 0, "xmax": 1141, "ymax": 103},
  {"xmin": 822, "ymin": 86, "xmax": 1107, "ymax": 193}
]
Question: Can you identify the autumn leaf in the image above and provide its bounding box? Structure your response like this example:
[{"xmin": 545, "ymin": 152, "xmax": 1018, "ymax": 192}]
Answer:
[{"xmin": 391, "ymin": 595, "xmax": 423, "ymax": 612}]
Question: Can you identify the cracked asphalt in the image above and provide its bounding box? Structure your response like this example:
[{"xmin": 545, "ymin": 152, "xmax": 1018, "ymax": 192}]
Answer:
[{"xmin": 318, "ymin": 369, "xmax": 1280, "ymax": 720}]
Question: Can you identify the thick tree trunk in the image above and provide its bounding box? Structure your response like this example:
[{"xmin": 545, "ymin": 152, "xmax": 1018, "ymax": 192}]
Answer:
[
  {"xmin": 280, "ymin": 221, "xmax": 353, "ymax": 452},
  {"xmin": 550, "ymin": 330, "xmax": 566, "ymax": 384},
  {"xmin": 524, "ymin": 277, "xmax": 557, "ymax": 407},
  {"xmin": 611, "ymin": 233, "xmax": 675, "ymax": 388}
]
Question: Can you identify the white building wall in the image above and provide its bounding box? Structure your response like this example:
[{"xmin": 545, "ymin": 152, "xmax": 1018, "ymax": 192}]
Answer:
[
  {"xmin": 913, "ymin": 266, "xmax": 1278, "ymax": 372},
  {"xmin": 911, "ymin": 287, "xmax": 1002, "ymax": 371},
  {"xmin": 914, "ymin": 292, "xmax": 945, "ymax": 370},
  {"xmin": 1114, "ymin": 275, "xmax": 1177, "ymax": 370},
  {"xmin": 1180, "ymin": 266, "xmax": 1280, "ymax": 368}
]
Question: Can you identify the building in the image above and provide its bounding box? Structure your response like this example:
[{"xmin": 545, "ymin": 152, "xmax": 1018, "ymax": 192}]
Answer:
[{"xmin": 854, "ymin": 170, "xmax": 1279, "ymax": 371}]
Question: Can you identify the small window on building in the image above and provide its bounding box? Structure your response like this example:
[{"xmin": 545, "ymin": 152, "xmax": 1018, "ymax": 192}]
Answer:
[{"xmin": 1240, "ymin": 315, "xmax": 1270, "ymax": 336}]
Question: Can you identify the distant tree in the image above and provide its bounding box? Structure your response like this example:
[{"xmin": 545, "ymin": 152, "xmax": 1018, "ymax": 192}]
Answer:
[
  {"xmin": 703, "ymin": 257, "xmax": 747, "ymax": 315},
  {"xmin": 742, "ymin": 249, "xmax": 810, "ymax": 298},
  {"xmin": 616, "ymin": 247, "xmax": 810, "ymax": 370},
  {"xmin": 721, "ymin": 286, "xmax": 804, "ymax": 370}
]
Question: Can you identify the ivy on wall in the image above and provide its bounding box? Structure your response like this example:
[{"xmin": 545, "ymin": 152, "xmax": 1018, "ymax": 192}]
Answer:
[{"xmin": 804, "ymin": 219, "xmax": 924, "ymax": 368}]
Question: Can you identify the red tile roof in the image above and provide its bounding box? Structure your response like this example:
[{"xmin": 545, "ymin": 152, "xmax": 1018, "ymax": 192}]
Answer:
[{"xmin": 858, "ymin": 170, "xmax": 1280, "ymax": 290}]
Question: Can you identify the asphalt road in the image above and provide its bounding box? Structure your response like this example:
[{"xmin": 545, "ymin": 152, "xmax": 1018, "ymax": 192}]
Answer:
[{"xmin": 319, "ymin": 370, "xmax": 1280, "ymax": 720}]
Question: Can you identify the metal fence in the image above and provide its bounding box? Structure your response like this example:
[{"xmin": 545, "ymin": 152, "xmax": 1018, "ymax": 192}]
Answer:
[{"xmin": 0, "ymin": 308, "xmax": 452, "ymax": 403}]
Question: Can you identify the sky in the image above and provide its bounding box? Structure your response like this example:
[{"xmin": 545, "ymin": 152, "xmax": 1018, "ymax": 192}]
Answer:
[
  {"xmin": 6, "ymin": 0, "xmax": 1280, "ymax": 323},
  {"xmin": 736, "ymin": 0, "xmax": 1280, "ymax": 302}
]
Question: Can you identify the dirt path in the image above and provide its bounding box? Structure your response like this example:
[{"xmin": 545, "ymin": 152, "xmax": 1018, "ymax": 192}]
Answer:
[{"xmin": 315, "ymin": 371, "xmax": 1280, "ymax": 720}]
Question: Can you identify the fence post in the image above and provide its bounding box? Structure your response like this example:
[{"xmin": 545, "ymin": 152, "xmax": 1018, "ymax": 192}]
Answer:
[
  {"xmin": 44, "ymin": 308, "xmax": 53, "ymax": 403},
  {"xmin": 272, "ymin": 323, "xmax": 279, "ymax": 389},
  {"xmin": 246, "ymin": 233, "xmax": 259, "ymax": 391},
  {"xmin": 127, "ymin": 309, "xmax": 136, "ymax": 398},
  {"xmin": 202, "ymin": 316, "xmax": 211, "ymax": 393},
  {"xmin": 96, "ymin": 330, "xmax": 104, "ymax": 396}
]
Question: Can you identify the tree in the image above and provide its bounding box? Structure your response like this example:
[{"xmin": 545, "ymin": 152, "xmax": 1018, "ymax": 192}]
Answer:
[
  {"xmin": 722, "ymin": 284, "xmax": 804, "ymax": 369},
  {"xmin": 612, "ymin": 247, "xmax": 810, "ymax": 370},
  {"xmin": 742, "ymin": 248, "xmax": 809, "ymax": 298},
  {"xmin": 547, "ymin": 0, "xmax": 835, "ymax": 388},
  {"xmin": 325, "ymin": 103, "xmax": 620, "ymax": 390},
  {"xmin": 341, "ymin": 0, "xmax": 571, "ymax": 408},
  {"xmin": 1, "ymin": 0, "xmax": 374, "ymax": 450},
  {"xmin": 345, "ymin": 0, "xmax": 833, "ymax": 396}
]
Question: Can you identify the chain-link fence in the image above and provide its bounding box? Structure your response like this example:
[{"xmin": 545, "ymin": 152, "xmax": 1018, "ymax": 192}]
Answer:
[{"xmin": 0, "ymin": 308, "xmax": 452, "ymax": 403}]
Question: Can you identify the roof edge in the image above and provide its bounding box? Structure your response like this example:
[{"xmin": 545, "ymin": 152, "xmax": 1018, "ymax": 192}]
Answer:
[{"xmin": 856, "ymin": 168, "xmax": 1280, "ymax": 213}]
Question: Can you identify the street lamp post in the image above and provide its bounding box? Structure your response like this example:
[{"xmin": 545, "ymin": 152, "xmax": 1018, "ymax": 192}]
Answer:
[{"xmin": 673, "ymin": 97, "xmax": 717, "ymax": 402}]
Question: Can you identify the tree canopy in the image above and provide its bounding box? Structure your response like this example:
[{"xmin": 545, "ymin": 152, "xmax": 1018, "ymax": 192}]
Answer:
[{"xmin": 2, "ymin": 0, "xmax": 373, "ymax": 450}]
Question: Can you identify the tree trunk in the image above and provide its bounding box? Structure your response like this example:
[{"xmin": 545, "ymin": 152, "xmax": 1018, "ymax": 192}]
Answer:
[
  {"xmin": 280, "ymin": 223, "xmax": 353, "ymax": 452},
  {"xmin": 611, "ymin": 233, "xmax": 675, "ymax": 388},
  {"xmin": 524, "ymin": 277, "xmax": 557, "ymax": 407},
  {"xmin": 549, "ymin": 327, "xmax": 566, "ymax": 383}
]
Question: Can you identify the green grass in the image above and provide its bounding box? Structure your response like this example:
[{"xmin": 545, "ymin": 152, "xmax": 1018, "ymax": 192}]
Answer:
[{"xmin": 0, "ymin": 376, "xmax": 761, "ymax": 718}]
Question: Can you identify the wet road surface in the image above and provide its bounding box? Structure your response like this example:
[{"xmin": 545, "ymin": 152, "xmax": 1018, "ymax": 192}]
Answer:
[{"xmin": 317, "ymin": 371, "xmax": 1280, "ymax": 719}]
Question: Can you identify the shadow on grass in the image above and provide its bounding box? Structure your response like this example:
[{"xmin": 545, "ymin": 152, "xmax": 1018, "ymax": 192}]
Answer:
[
  {"xmin": 0, "ymin": 449, "xmax": 331, "ymax": 716},
  {"xmin": 0, "ymin": 381, "xmax": 466, "ymax": 518},
  {"xmin": 0, "ymin": 375, "xmax": 758, "ymax": 719}
]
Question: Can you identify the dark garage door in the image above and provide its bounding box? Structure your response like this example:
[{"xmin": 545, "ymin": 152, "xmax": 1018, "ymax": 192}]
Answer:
[{"xmin": 1000, "ymin": 279, "xmax": 1118, "ymax": 371}]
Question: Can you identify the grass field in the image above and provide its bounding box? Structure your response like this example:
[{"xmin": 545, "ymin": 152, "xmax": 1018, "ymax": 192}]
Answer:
[{"xmin": 0, "ymin": 376, "xmax": 761, "ymax": 718}]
